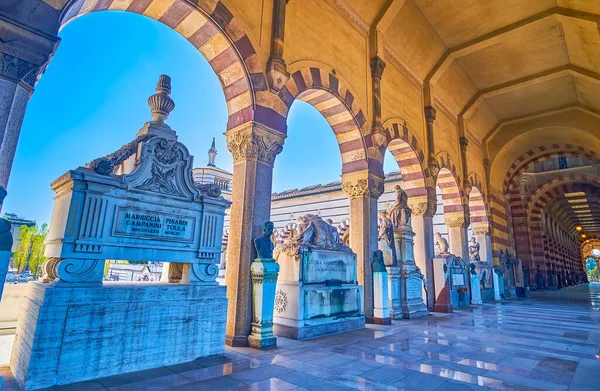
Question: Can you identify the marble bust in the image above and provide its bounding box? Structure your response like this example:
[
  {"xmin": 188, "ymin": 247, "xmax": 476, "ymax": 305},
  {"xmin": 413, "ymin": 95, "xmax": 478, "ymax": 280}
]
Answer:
[
  {"xmin": 388, "ymin": 185, "xmax": 411, "ymax": 228},
  {"xmin": 469, "ymin": 237, "xmax": 480, "ymax": 263},
  {"xmin": 254, "ymin": 221, "xmax": 275, "ymax": 259},
  {"xmin": 372, "ymin": 250, "xmax": 387, "ymax": 272},
  {"xmin": 434, "ymin": 232, "xmax": 449, "ymax": 256}
]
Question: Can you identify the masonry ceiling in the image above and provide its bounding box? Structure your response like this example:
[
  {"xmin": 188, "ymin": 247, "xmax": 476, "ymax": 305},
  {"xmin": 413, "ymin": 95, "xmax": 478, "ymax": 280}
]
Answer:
[
  {"xmin": 374, "ymin": 0, "xmax": 600, "ymax": 143},
  {"xmin": 547, "ymin": 189, "xmax": 600, "ymax": 237}
]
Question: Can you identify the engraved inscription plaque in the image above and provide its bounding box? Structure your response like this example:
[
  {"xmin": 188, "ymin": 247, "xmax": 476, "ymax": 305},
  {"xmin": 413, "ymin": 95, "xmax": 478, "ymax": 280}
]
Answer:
[
  {"xmin": 452, "ymin": 274, "xmax": 465, "ymax": 286},
  {"xmin": 407, "ymin": 277, "xmax": 422, "ymax": 299},
  {"xmin": 113, "ymin": 207, "xmax": 195, "ymax": 242}
]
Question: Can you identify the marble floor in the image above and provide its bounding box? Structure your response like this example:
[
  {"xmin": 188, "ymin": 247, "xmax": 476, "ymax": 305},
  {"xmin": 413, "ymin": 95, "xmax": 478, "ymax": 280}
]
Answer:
[{"xmin": 1, "ymin": 284, "xmax": 599, "ymax": 391}]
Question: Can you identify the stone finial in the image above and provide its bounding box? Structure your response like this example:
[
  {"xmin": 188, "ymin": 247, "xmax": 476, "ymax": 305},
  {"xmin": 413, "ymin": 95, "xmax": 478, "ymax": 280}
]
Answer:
[{"xmin": 148, "ymin": 75, "xmax": 175, "ymax": 123}]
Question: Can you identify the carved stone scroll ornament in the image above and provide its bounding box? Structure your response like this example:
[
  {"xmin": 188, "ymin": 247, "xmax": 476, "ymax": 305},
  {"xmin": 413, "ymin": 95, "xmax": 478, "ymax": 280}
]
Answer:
[
  {"xmin": 190, "ymin": 262, "xmax": 219, "ymax": 283},
  {"xmin": 342, "ymin": 176, "xmax": 384, "ymax": 199},
  {"xmin": 50, "ymin": 259, "xmax": 105, "ymax": 284},
  {"xmin": 226, "ymin": 126, "xmax": 284, "ymax": 165},
  {"xmin": 39, "ymin": 257, "xmax": 60, "ymax": 283}
]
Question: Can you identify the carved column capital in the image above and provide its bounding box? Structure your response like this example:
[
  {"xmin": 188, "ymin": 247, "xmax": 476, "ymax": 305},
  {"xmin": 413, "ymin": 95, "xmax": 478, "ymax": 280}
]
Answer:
[
  {"xmin": 341, "ymin": 171, "xmax": 384, "ymax": 200},
  {"xmin": 471, "ymin": 223, "xmax": 490, "ymax": 237},
  {"xmin": 424, "ymin": 106, "xmax": 437, "ymax": 123},
  {"xmin": 445, "ymin": 215, "xmax": 467, "ymax": 228},
  {"xmin": 370, "ymin": 56, "xmax": 386, "ymax": 80},
  {"xmin": 459, "ymin": 136, "xmax": 469, "ymax": 152},
  {"xmin": 225, "ymin": 122, "xmax": 285, "ymax": 166}
]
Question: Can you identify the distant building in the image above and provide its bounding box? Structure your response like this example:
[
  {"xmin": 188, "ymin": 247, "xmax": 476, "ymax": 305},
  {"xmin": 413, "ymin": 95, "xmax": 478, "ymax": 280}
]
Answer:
[
  {"xmin": 3, "ymin": 213, "xmax": 36, "ymax": 252},
  {"xmin": 106, "ymin": 262, "xmax": 163, "ymax": 282},
  {"xmin": 192, "ymin": 138, "xmax": 232, "ymax": 201}
]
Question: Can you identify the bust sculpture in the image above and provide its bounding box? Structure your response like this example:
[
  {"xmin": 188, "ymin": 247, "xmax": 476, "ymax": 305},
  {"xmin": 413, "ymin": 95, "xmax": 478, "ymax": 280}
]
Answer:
[
  {"xmin": 372, "ymin": 250, "xmax": 387, "ymax": 272},
  {"xmin": 434, "ymin": 232, "xmax": 449, "ymax": 256},
  {"xmin": 388, "ymin": 185, "xmax": 411, "ymax": 228},
  {"xmin": 468, "ymin": 237, "xmax": 480, "ymax": 263},
  {"xmin": 377, "ymin": 210, "xmax": 397, "ymax": 266},
  {"xmin": 254, "ymin": 221, "xmax": 275, "ymax": 259},
  {"xmin": 469, "ymin": 262, "xmax": 477, "ymax": 274},
  {"xmin": 0, "ymin": 187, "xmax": 12, "ymax": 252}
]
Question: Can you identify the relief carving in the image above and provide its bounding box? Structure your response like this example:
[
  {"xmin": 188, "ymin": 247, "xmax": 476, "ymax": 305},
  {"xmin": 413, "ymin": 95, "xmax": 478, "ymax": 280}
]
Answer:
[
  {"xmin": 226, "ymin": 125, "xmax": 284, "ymax": 165},
  {"xmin": 342, "ymin": 176, "xmax": 384, "ymax": 199}
]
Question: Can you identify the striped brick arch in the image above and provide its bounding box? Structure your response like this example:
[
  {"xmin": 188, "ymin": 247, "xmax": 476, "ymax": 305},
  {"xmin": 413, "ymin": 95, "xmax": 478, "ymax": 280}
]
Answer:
[
  {"xmin": 437, "ymin": 168, "xmax": 464, "ymax": 217},
  {"xmin": 468, "ymin": 185, "xmax": 489, "ymax": 229},
  {"xmin": 527, "ymin": 176, "xmax": 600, "ymax": 274},
  {"xmin": 381, "ymin": 122, "xmax": 428, "ymax": 205},
  {"xmin": 61, "ymin": 0, "xmax": 275, "ymax": 131},
  {"xmin": 277, "ymin": 68, "xmax": 372, "ymax": 175}
]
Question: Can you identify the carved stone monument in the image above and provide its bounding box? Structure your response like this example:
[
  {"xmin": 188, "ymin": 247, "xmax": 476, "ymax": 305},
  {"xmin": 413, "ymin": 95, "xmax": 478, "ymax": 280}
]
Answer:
[
  {"xmin": 372, "ymin": 250, "xmax": 391, "ymax": 324},
  {"xmin": 273, "ymin": 214, "xmax": 364, "ymax": 339},
  {"xmin": 0, "ymin": 186, "xmax": 12, "ymax": 301},
  {"xmin": 10, "ymin": 76, "xmax": 231, "ymax": 390},
  {"xmin": 378, "ymin": 210, "xmax": 401, "ymax": 318},
  {"xmin": 469, "ymin": 237, "xmax": 480, "ymax": 263},
  {"xmin": 469, "ymin": 263, "xmax": 482, "ymax": 305},
  {"xmin": 390, "ymin": 187, "xmax": 428, "ymax": 319},
  {"xmin": 448, "ymin": 257, "xmax": 469, "ymax": 309},
  {"xmin": 493, "ymin": 267, "xmax": 504, "ymax": 300},
  {"xmin": 248, "ymin": 222, "xmax": 280, "ymax": 349}
]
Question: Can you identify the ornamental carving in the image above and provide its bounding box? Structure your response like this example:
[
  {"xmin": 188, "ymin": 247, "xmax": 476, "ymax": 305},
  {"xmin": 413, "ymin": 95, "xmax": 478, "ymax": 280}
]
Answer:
[
  {"xmin": 342, "ymin": 176, "xmax": 384, "ymax": 199},
  {"xmin": 226, "ymin": 129, "xmax": 284, "ymax": 165},
  {"xmin": 410, "ymin": 202, "xmax": 428, "ymax": 217},
  {"xmin": 274, "ymin": 289, "xmax": 288, "ymax": 313},
  {"xmin": 0, "ymin": 52, "xmax": 40, "ymax": 88},
  {"xmin": 445, "ymin": 216, "xmax": 466, "ymax": 228},
  {"xmin": 471, "ymin": 224, "xmax": 490, "ymax": 237}
]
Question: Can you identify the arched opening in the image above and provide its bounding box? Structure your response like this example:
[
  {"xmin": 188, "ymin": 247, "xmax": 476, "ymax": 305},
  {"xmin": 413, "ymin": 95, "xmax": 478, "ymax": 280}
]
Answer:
[
  {"xmin": 435, "ymin": 167, "xmax": 467, "ymax": 260},
  {"xmin": 468, "ymin": 186, "xmax": 491, "ymax": 265}
]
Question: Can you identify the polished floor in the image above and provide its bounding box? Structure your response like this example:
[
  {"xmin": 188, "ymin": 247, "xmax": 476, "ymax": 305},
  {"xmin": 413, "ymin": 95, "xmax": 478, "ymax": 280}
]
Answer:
[{"xmin": 1, "ymin": 284, "xmax": 599, "ymax": 391}]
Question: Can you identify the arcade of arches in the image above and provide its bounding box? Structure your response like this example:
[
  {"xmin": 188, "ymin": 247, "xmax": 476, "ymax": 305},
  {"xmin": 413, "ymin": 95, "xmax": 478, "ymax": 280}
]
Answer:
[{"xmin": 1, "ymin": 0, "xmax": 600, "ymax": 349}]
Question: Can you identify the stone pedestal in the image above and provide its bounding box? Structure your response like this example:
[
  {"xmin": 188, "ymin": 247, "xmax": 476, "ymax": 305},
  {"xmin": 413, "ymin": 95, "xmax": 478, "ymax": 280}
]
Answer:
[
  {"xmin": 412, "ymin": 214, "xmax": 434, "ymax": 302},
  {"xmin": 432, "ymin": 256, "xmax": 452, "ymax": 313},
  {"xmin": 493, "ymin": 269, "xmax": 504, "ymax": 300},
  {"xmin": 386, "ymin": 266, "xmax": 401, "ymax": 319},
  {"xmin": 476, "ymin": 263, "xmax": 494, "ymax": 303},
  {"xmin": 10, "ymin": 283, "xmax": 227, "ymax": 391},
  {"xmin": 395, "ymin": 226, "xmax": 428, "ymax": 319},
  {"xmin": 0, "ymin": 250, "xmax": 10, "ymax": 301},
  {"xmin": 248, "ymin": 259, "xmax": 279, "ymax": 349},
  {"xmin": 470, "ymin": 272, "xmax": 482, "ymax": 305},
  {"xmin": 373, "ymin": 270, "xmax": 391, "ymax": 324}
]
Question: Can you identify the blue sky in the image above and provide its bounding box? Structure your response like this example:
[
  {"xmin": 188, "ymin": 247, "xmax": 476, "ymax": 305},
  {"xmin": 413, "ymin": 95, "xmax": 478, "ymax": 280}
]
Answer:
[{"xmin": 4, "ymin": 12, "xmax": 396, "ymax": 224}]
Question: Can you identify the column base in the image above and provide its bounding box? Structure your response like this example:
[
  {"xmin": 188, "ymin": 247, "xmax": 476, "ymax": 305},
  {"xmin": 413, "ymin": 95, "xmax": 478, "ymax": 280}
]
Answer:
[
  {"xmin": 433, "ymin": 302, "xmax": 453, "ymax": 313},
  {"xmin": 226, "ymin": 335, "xmax": 249, "ymax": 347},
  {"xmin": 247, "ymin": 334, "xmax": 277, "ymax": 350},
  {"xmin": 373, "ymin": 317, "xmax": 391, "ymax": 325}
]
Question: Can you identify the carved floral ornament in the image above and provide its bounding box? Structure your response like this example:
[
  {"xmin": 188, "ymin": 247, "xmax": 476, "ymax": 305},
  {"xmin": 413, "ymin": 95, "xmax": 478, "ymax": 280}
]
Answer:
[
  {"xmin": 445, "ymin": 215, "xmax": 467, "ymax": 228},
  {"xmin": 471, "ymin": 224, "xmax": 490, "ymax": 237},
  {"xmin": 342, "ymin": 175, "xmax": 385, "ymax": 199},
  {"xmin": 226, "ymin": 124, "xmax": 285, "ymax": 165}
]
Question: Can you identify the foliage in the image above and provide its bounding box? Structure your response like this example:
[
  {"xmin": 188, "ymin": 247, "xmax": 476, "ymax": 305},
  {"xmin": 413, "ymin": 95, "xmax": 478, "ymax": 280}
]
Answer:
[
  {"xmin": 11, "ymin": 223, "xmax": 48, "ymax": 276},
  {"xmin": 588, "ymin": 266, "xmax": 599, "ymax": 280}
]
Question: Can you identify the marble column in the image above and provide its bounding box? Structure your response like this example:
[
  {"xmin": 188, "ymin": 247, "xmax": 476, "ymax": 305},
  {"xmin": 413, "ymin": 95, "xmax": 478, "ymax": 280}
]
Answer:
[
  {"xmin": 224, "ymin": 122, "xmax": 285, "ymax": 347},
  {"xmin": 410, "ymin": 198, "xmax": 436, "ymax": 307},
  {"xmin": 342, "ymin": 170, "xmax": 384, "ymax": 323},
  {"xmin": 472, "ymin": 224, "xmax": 493, "ymax": 266},
  {"xmin": 0, "ymin": 18, "xmax": 59, "ymax": 209},
  {"xmin": 446, "ymin": 214, "xmax": 469, "ymax": 261}
]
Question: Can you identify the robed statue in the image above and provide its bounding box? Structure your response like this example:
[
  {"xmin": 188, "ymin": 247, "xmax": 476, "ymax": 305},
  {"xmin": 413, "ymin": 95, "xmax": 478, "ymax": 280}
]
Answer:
[
  {"xmin": 434, "ymin": 232, "xmax": 449, "ymax": 256},
  {"xmin": 388, "ymin": 185, "xmax": 411, "ymax": 228},
  {"xmin": 377, "ymin": 210, "xmax": 397, "ymax": 266},
  {"xmin": 468, "ymin": 237, "xmax": 480, "ymax": 263},
  {"xmin": 254, "ymin": 221, "xmax": 275, "ymax": 259},
  {"xmin": 275, "ymin": 214, "xmax": 352, "ymax": 257}
]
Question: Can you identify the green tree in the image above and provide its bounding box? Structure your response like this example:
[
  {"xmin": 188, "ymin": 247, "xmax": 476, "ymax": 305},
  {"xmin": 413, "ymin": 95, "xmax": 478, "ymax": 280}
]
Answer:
[
  {"xmin": 28, "ymin": 224, "xmax": 48, "ymax": 277},
  {"xmin": 12, "ymin": 225, "xmax": 34, "ymax": 272}
]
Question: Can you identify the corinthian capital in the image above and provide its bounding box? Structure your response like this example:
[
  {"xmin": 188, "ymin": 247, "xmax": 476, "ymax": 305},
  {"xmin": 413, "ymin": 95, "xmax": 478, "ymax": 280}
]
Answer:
[
  {"xmin": 444, "ymin": 215, "xmax": 466, "ymax": 228},
  {"xmin": 471, "ymin": 223, "xmax": 490, "ymax": 237},
  {"xmin": 341, "ymin": 171, "xmax": 384, "ymax": 200},
  {"xmin": 225, "ymin": 122, "xmax": 285, "ymax": 165}
]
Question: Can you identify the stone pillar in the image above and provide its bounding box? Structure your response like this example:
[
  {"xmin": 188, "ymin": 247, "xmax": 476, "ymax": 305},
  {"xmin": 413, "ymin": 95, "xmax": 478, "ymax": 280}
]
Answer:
[
  {"xmin": 424, "ymin": 106, "xmax": 437, "ymax": 168},
  {"xmin": 265, "ymin": 0, "xmax": 290, "ymax": 92},
  {"xmin": 410, "ymin": 198, "xmax": 436, "ymax": 305},
  {"xmin": 248, "ymin": 259, "xmax": 279, "ymax": 349},
  {"xmin": 0, "ymin": 18, "xmax": 58, "ymax": 200},
  {"xmin": 342, "ymin": 170, "xmax": 384, "ymax": 323},
  {"xmin": 224, "ymin": 122, "xmax": 285, "ymax": 347},
  {"xmin": 372, "ymin": 254, "xmax": 390, "ymax": 325},
  {"xmin": 446, "ymin": 214, "xmax": 469, "ymax": 260},
  {"xmin": 471, "ymin": 224, "xmax": 493, "ymax": 265}
]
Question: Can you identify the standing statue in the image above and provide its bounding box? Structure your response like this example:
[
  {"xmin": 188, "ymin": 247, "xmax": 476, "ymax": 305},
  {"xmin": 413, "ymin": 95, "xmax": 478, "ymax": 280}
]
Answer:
[
  {"xmin": 388, "ymin": 185, "xmax": 412, "ymax": 228},
  {"xmin": 254, "ymin": 221, "xmax": 275, "ymax": 259},
  {"xmin": 468, "ymin": 237, "xmax": 480, "ymax": 263},
  {"xmin": 377, "ymin": 211, "xmax": 397, "ymax": 266},
  {"xmin": 434, "ymin": 232, "xmax": 449, "ymax": 256}
]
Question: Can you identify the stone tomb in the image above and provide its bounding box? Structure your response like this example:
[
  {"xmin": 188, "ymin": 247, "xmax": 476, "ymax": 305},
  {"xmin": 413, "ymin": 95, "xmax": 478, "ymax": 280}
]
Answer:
[
  {"xmin": 9, "ymin": 76, "xmax": 230, "ymax": 390},
  {"xmin": 273, "ymin": 214, "xmax": 364, "ymax": 340},
  {"xmin": 448, "ymin": 256, "xmax": 470, "ymax": 309}
]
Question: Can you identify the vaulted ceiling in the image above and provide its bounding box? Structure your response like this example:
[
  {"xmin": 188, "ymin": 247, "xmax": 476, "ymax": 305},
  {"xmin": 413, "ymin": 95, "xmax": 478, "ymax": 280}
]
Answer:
[{"xmin": 355, "ymin": 0, "xmax": 600, "ymax": 144}]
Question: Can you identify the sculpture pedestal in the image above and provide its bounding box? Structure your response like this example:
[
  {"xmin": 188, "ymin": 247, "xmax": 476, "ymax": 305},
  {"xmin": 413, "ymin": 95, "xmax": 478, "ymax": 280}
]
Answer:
[
  {"xmin": 0, "ymin": 250, "xmax": 10, "ymax": 301},
  {"xmin": 373, "ymin": 270, "xmax": 391, "ymax": 324},
  {"xmin": 248, "ymin": 258, "xmax": 279, "ymax": 349},
  {"xmin": 493, "ymin": 269, "xmax": 504, "ymax": 300},
  {"xmin": 386, "ymin": 266, "xmax": 401, "ymax": 319},
  {"xmin": 470, "ymin": 274, "xmax": 482, "ymax": 305},
  {"xmin": 10, "ymin": 282, "xmax": 227, "ymax": 391},
  {"xmin": 395, "ymin": 226, "xmax": 428, "ymax": 319},
  {"xmin": 432, "ymin": 256, "xmax": 452, "ymax": 313}
]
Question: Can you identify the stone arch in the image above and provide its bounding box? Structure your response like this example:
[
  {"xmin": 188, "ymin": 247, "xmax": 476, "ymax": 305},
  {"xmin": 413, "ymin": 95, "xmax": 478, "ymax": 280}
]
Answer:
[
  {"xmin": 503, "ymin": 144, "xmax": 600, "ymax": 195},
  {"xmin": 435, "ymin": 155, "xmax": 465, "ymax": 220},
  {"xmin": 380, "ymin": 120, "xmax": 429, "ymax": 211},
  {"xmin": 60, "ymin": 0, "xmax": 272, "ymax": 131},
  {"xmin": 468, "ymin": 184, "xmax": 489, "ymax": 229},
  {"xmin": 337, "ymin": 218, "xmax": 350, "ymax": 245},
  {"xmin": 277, "ymin": 67, "xmax": 372, "ymax": 175}
]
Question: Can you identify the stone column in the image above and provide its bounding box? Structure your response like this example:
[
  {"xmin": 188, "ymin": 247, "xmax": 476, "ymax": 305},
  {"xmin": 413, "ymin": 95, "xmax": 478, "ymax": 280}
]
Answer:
[
  {"xmin": 0, "ymin": 19, "xmax": 59, "ymax": 201},
  {"xmin": 410, "ymin": 198, "xmax": 435, "ymax": 304},
  {"xmin": 342, "ymin": 170, "xmax": 384, "ymax": 323},
  {"xmin": 224, "ymin": 122, "xmax": 285, "ymax": 347},
  {"xmin": 424, "ymin": 106, "xmax": 437, "ymax": 168},
  {"xmin": 472, "ymin": 224, "xmax": 493, "ymax": 266},
  {"xmin": 446, "ymin": 214, "xmax": 469, "ymax": 260},
  {"xmin": 265, "ymin": 0, "xmax": 290, "ymax": 92}
]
